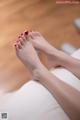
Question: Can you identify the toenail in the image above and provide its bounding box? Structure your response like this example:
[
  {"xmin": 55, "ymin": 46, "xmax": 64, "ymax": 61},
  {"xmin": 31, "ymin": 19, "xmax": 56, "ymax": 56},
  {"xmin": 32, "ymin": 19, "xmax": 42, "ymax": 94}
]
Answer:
[
  {"xmin": 18, "ymin": 45, "xmax": 22, "ymax": 49},
  {"xmin": 14, "ymin": 44, "xmax": 16, "ymax": 47},
  {"xmin": 25, "ymin": 31, "xmax": 28, "ymax": 35},
  {"xmin": 21, "ymin": 33, "xmax": 23, "ymax": 35},
  {"xmin": 18, "ymin": 36, "xmax": 21, "ymax": 38}
]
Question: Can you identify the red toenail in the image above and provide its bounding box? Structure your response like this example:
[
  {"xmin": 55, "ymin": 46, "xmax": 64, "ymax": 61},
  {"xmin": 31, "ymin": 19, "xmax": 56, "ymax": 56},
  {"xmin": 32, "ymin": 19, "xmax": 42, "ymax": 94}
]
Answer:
[
  {"xmin": 21, "ymin": 33, "xmax": 23, "ymax": 35},
  {"xmin": 25, "ymin": 31, "xmax": 28, "ymax": 35},
  {"xmin": 18, "ymin": 36, "xmax": 21, "ymax": 38},
  {"xmin": 14, "ymin": 44, "xmax": 16, "ymax": 47}
]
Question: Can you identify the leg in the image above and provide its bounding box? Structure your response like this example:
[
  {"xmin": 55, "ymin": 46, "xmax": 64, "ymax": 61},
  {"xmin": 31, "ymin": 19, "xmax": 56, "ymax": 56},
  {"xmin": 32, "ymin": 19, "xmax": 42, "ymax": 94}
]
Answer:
[
  {"xmin": 24, "ymin": 31, "xmax": 80, "ymax": 79},
  {"xmin": 14, "ymin": 35, "xmax": 80, "ymax": 120}
]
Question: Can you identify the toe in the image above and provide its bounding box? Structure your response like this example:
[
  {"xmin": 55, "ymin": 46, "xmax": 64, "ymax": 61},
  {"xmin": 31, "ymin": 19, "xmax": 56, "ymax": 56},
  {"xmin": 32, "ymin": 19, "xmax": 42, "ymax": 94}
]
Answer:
[
  {"xmin": 30, "ymin": 31, "xmax": 41, "ymax": 38},
  {"xmin": 21, "ymin": 33, "xmax": 27, "ymax": 41},
  {"xmin": 14, "ymin": 43, "xmax": 19, "ymax": 51},
  {"xmin": 24, "ymin": 31, "xmax": 33, "ymax": 41},
  {"xmin": 24, "ymin": 31, "xmax": 28, "ymax": 36},
  {"xmin": 24, "ymin": 31, "xmax": 28, "ymax": 39},
  {"xmin": 16, "ymin": 37, "xmax": 20, "ymax": 43},
  {"xmin": 17, "ymin": 41, "xmax": 22, "ymax": 49},
  {"xmin": 29, "ymin": 32, "xmax": 34, "ymax": 39},
  {"xmin": 16, "ymin": 36, "xmax": 24, "ymax": 46},
  {"xmin": 24, "ymin": 31, "xmax": 29, "ymax": 39},
  {"xmin": 32, "ymin": 31, "xmax": 41, "ymax": 36},
  {"xmin": 19, "ymin": 37, "xmax": 24, "ymax": 45}
]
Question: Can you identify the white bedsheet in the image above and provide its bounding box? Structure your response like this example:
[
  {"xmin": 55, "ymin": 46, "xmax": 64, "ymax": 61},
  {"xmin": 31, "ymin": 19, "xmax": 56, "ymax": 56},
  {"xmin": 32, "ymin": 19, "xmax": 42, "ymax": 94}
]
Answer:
[{"xmin": 0, "ymin": 49, "xmax": 80, "ymax": 120}]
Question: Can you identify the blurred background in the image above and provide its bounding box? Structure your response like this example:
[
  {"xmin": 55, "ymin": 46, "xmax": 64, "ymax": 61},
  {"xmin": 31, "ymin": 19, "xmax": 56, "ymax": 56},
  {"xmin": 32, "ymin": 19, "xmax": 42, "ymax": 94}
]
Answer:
[{"xmin": 0, "ymin": 0, "xmax": 80, "ymax": 93}]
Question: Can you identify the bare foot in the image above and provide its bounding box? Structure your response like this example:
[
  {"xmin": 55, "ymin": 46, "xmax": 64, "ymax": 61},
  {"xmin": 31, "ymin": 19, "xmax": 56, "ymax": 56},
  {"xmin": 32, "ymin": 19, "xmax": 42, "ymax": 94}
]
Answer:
[
  {"xmin": 14, "ymin": 34, "xmax": 48, "ymax": 80},
  {"xmin": 24, "ymin": 31, "xmax": 61, "ymax": 68}
]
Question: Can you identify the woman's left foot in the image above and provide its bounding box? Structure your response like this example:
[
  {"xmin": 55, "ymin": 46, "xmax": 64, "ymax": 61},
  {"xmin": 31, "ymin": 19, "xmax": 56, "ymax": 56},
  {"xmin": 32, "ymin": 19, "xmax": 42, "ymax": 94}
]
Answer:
[{"xmin": 14, "ymin": 34, "xmax": 47, "ymax": 80}]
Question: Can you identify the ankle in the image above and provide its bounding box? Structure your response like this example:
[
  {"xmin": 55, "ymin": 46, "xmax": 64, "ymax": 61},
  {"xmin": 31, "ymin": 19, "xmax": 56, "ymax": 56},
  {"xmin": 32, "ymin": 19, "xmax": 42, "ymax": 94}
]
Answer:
[
  {"xmin": 32, "ymin": 64, "xmax": 48, "ymax": 81},
  {"xmin": 47, "ymin": 47, "xmax": 62, "ymax": 65},
  {"xmin": 57, "ymin": 51, "xmax": 75, "ymax": 68}
]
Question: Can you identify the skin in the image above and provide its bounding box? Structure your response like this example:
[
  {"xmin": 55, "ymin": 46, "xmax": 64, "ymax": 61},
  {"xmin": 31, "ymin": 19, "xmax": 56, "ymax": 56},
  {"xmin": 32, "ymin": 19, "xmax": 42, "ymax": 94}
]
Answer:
[
  {"xmin": 14, "ymin": 32, "xmax": 80, "ymax": 120},
  {"xmin": 25, "ymin": 31, "xmax": 80, "ymax": 79}
]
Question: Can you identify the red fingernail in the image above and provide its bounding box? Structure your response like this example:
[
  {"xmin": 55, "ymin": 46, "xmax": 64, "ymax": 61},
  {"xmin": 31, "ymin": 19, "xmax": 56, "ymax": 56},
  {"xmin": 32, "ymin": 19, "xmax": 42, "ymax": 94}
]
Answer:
[{"xmin": 25, "ymin": 31, "xmax": 28, "ymax": 35}]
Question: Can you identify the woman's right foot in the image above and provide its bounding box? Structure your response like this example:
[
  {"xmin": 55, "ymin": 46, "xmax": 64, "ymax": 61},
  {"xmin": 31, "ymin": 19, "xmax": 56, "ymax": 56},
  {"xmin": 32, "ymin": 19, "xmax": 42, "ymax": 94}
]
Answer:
[{"xmin": 24, "ymin": 31, "xmax": 62, "ymax": 67}]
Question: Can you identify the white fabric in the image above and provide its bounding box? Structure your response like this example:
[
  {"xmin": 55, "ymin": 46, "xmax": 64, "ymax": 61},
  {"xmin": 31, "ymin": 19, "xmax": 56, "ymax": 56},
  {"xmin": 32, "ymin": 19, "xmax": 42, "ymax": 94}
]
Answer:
[
  {"xmin": 51, "ymin": 49, "xmax": 80, "ymax": 91},
  {"xmin": 0, "ymin": 49, "xmax": 80, "ymax": 120}
]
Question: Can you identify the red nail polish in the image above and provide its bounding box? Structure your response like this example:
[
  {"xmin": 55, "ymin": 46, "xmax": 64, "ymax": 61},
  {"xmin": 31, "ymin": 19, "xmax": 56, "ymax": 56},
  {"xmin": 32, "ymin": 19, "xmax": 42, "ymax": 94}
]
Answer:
[
  {"xmin": 21, "ymin": 33, "xmax": 23, "ymax": 35},
  {"xmin": 14, "ymin": 44, "xmax": 16, "ymax": 47},
  {"xmin": 25, "ymin": 31, "xmax": 28, "ymax": 35},
  {"xmin": 18, "ymin": 36, "xmax": 21, "ymax": 38}
]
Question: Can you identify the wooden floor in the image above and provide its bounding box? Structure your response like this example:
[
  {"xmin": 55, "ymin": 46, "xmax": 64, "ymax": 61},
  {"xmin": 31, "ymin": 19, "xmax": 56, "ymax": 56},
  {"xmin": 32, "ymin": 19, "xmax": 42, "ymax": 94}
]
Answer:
[{"xmin": 0, "ymin": 0, "xmax": 80, "ymax": 93}]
